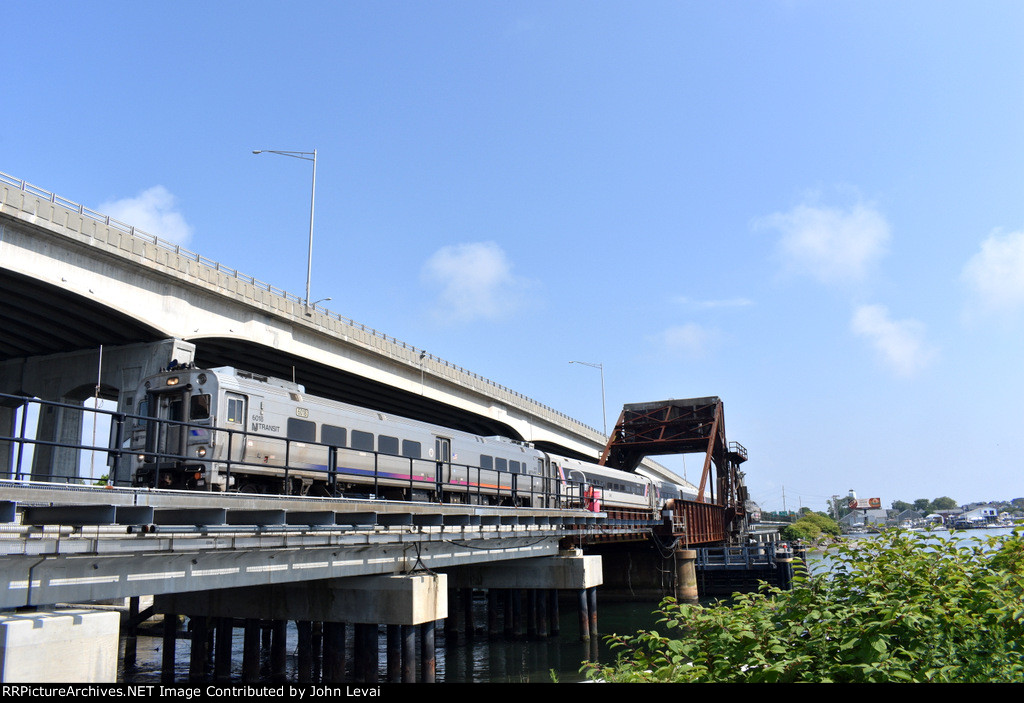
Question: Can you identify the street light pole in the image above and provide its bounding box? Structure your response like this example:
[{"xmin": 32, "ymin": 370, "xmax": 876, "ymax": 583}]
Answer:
[
  {"xmin": 570, "ymin": 360, "xmax": 607, "ymax": 436},
  {"xmin": 252, "ymin": 148, "xmax": 318, "ymax": 314}
]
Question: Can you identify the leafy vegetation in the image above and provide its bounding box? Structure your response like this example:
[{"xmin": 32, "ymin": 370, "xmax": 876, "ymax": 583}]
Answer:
[
  {"xmin": 779, "ymin": 511, "xmax": 841, "ymax": 542},
  {"xmin": 584, "ymin": 530, "xmax": 1024, "ymax": 683}
]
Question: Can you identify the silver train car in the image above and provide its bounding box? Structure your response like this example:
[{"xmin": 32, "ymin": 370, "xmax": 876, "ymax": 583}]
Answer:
[{"xmin": 128, "ymin": 365, "xmax": 695, "ymax": 512}]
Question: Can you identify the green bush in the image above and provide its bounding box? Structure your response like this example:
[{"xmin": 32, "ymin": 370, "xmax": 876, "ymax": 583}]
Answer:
[
  {"xmin": 779, "ymin": 520, "xmax": 820, "ymax": 541},
  {"xmin": 779, "ymin": 511, "xmax": 840, "ymax": 542},
  {"xmin": 584, "ymin": 530, "xmax": 1024, "ymax": 683}
]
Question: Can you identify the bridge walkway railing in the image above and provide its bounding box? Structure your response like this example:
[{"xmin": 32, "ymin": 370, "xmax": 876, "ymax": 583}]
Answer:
[
  {"xmin": 0, "ymin": 392, "xmax": 605, "ymax": 515},
  {"xmin": 695, "ymin": 543, "xmax": 787, "ymax": 570}
]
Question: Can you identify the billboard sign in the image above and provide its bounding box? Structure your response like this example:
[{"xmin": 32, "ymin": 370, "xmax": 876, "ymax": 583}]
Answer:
[{"xmin": 848, "ymin": 497, "xmax": 882, "ymax": 510}]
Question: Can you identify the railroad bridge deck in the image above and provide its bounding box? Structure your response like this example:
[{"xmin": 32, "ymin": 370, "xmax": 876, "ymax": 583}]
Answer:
[{"xmin": 0, "ymin": 480, "xmax": 625, "ymax": 610}]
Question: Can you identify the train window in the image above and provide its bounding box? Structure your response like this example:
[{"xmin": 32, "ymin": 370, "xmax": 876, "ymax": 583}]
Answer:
[
  {"xmin": 351, "ymin": 430, "xmax": 374, "ymax": 452},
  {"xmin": 496, "ymin": 457, "xmax": 508, "ymax": 472},
  {"xmin": 287, "ymin": 418, "xmax": 316, "ymax": 442},
  {"xmin": 322, "ymin": 424, "xmax": 347, "ymax": 448},
  {"xmin": 480, "ymin": 455, "xmax": 493, "ymax": 470},
  {"xmin": 402, "ymin": 440, "xmax": 421, "ymax": 459},
  {"xmin": 190, "ymin": 394, "xmax": 211, "ymax": 420},
  {"xmin": 226, "ymin": 396, "xmax": 245, "ymax": 425},
  {"xmin": 378, "ymin": 435, "xmax": 400, "ymax": 456},
  {"xmin": 510, "ymin": 460, "xmax": 521, "ymax": 474}
]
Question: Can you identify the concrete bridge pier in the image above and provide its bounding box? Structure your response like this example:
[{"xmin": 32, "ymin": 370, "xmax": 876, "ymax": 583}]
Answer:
[
  {"xmin": 155, "ymin": 572, "xmax": 447, "ymax": 683},
  {"xmin": 445, "ymin": 551, "xmax": 602, "ymax": 643},
  {"xmin": 0, "ymin": 609, "xmax": 121, "ymax": 682},
  {"xmin": 674, "ymin": 548, "xmax": 700, "ymax": 603}
]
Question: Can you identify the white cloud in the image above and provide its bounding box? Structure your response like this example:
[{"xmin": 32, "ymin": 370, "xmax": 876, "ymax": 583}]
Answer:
[
  {"xmin": 99, "ymin": 186, "xmax": 194, "ymax": 246},
  {"xmin": 651, "ymin": 323, "xmax": 721, "ymax": 359},
  {"xmin": 850, "ymin": 304, "xmax": 936, "ymax": 378},
  {"xmin": 961, "ymin": 229, "xmax": 1024, "ymax": 313},
  {"xmin": 757, "ymin": 202, "xmax": 890, "ymax": 285},
  {"xmin": 421, "ymin": 241, "xmax": 536, "ymax": 323}
]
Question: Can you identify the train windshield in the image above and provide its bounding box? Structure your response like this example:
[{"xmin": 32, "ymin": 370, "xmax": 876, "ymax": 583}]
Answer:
[{"xmin": 190, "ymin": 394, "xmax": 211, "ymax": 420}]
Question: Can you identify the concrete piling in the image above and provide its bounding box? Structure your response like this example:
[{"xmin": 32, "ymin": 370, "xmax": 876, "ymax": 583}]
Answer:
[
  {"xmin": 297, "ymin": 620, "xmax": 313, "ymax": 683},
  {"xmin": 675, "ymin": 548, "xmax": 700, "ymax": 603},
  {"xmin": 322, "ymin": 621, "xmax": 347, "ymax": 683},
  {"xmin": 123, "ymin": 597, "xmax": 139, "ymax": 671},
  {"xmin": 161, "ymin": 613, "xmax": 177, "ymax": 684},
  {"xmin": 420, "ymin": 620, "xmax": 436, "ymax": 683},
  {"xmin": 214, "ymin": 617, "xmax": 232, "ymax": 682},
  {"xmin": 401, "ymin": 624, "xmax": 415, "ymax": 683},
  {"xmin": 242, "ymin": 619, "xmax": 260, "ymax": 682},
  {"xmin": 577, "ymin": 589, "xmax": 590, "ymax": 641}
]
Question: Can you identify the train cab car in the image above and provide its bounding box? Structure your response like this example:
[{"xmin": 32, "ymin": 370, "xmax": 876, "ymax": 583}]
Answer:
[
  {"xmin": 130, "ymin": 366, "xmax": 560, "ymax": 504},
  {"xmin": 131, "ymin": 364, "xmax": 226, "ymax": 490}
]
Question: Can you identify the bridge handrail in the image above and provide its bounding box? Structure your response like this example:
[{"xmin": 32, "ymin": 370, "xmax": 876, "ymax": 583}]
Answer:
[
  {"xmin": 0, "ymin": 392, "xmax": 596, "ymax": 512},
  {"xmin": 0, "ymin": 171, "xmax": 601, "ymax": 437}
]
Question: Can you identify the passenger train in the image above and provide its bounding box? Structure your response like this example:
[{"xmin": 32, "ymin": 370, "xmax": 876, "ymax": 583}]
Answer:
[{"xmin": 128, "ymin": 365, "xmax": 698, "ymax": 513}]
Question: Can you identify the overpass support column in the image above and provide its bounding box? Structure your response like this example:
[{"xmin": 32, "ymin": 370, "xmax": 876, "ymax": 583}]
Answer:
[
  {"xmin": 0, "ymin": 339, "xmax": 196, "ymax": 483},
  {"xmin": 30, "ymin": 397, "xmax": 84, "ymax": 482}
]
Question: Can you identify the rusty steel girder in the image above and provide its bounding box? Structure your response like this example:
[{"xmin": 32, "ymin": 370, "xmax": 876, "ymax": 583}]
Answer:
[{"xmin": 599, "ymin": 397, "xmax": 748, "ymax": 543}]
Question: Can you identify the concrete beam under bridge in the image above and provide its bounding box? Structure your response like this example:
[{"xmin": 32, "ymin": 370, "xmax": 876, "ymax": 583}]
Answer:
[
  {"xmin": 444, "ymin": 551, "xmax": 602, "ymax": 590},
  {"xmin": 155, "ymin": 573, "xmax": 447, "ymax": 625}
]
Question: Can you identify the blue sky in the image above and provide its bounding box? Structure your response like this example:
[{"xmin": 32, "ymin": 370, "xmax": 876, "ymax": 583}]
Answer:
[{"xmin": 4, "ymin": 1, "xmax": 1023, "ymax": 511}]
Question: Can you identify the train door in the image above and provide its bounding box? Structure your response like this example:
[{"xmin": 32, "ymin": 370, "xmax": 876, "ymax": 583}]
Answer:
[
  {"xmin": 145, "ymin": 389, "xmax": 185, "ymax": 463},
  {"xmin": 224, "ymin": 392, "xmax": 248, "ymax": 472},
  {"xmin": 434, "ymin": 436, "xmax": 451, "ymax": 501},
  {"xmin": 537, "ymin": 456, "xmax": 551, "ymax": 507}
]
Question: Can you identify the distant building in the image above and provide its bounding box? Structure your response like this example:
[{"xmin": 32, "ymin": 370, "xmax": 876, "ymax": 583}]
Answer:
[
  {"xmin": 959, "ymin": 506, "xmax": 998, "ymax": 526},
  {"xmin": 932, "ymin": 509, "xmax": 963, "ymax": 525},
  {"xmin": 895, "ymin": 509, "xmax": 924, "ymax": 526},
  {"xmin": 841, "ymin": 508, "xmax": 887, "ymax": 529}
]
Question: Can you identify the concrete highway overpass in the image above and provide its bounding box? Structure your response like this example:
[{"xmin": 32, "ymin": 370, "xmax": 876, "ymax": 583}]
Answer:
[{"xmin": 0, "ymin": 171, "xmax": 687, "ymax": 486}]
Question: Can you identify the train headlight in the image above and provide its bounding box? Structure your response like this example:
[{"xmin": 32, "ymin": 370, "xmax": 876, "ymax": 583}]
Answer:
[
  {"xmin": 196, "ymin": 447, "xmax": 207, "ymax": 457},
  {"xmin": 166, "ymin": 377, "xmax": 180, "ymax": 386}
]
